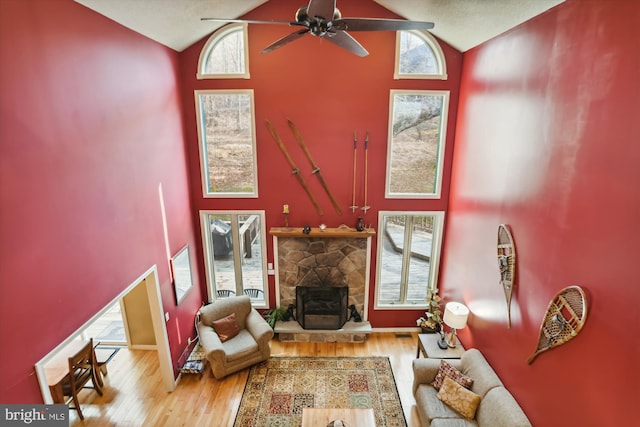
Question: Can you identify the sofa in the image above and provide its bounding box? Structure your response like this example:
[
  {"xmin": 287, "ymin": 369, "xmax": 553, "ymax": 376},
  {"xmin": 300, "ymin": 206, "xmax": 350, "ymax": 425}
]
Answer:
[
  {"xmin": 197, "ymin": 295, "xmax": 274, "ymax": 379},
  {"xmin": 413, "ymin": 348, "xmax": 532, "ymax": 427}
]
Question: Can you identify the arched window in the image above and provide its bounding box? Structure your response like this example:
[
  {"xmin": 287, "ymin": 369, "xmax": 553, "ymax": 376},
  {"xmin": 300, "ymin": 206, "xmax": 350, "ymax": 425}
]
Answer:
[
  {"xmin": 394, "ymin": 30, "xmax": 447, "ymax": 80},
  {"xmin": 197, "ymin": 23, "xmax": 249, "ymax": 79}
]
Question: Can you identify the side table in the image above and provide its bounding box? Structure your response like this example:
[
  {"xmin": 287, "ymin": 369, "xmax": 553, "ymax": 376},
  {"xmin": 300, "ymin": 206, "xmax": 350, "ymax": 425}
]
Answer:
[{"xmin": 416, "ymin": 333, "xmax": 465, "ymax": 359}]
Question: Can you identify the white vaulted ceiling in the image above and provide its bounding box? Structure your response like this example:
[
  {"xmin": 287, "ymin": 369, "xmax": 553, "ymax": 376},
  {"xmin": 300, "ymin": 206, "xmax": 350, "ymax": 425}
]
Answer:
[{"xmin": 74, "ymin": 0, "xmax": 564, "ymax": 52}]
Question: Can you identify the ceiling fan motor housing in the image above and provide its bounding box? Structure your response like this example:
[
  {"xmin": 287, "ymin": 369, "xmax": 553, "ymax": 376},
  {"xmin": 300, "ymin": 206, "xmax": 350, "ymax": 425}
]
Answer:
[{"xmin": 296, "ymin": 6, "xmax": 342, "ymax": 36}]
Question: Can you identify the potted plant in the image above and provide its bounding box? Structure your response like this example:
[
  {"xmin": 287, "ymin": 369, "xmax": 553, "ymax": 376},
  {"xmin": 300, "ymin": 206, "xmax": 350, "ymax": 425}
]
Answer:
[
  {"xmin": 416, "ymin": 287, "xmax": 442, "ymax": 333},
  {"xmin": 263, "ymin": 305, "xmax": 295, "ymax": 329}
]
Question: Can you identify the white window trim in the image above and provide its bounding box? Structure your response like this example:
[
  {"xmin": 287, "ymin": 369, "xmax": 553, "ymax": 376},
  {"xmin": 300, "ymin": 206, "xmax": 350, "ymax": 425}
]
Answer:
[
  {"xmin": 385, "ymin": 90, "xmax": 449, "ymax": 199},
  {"xmin": 197, "ymin": 23, "xmax": 250, "ymax": 80},
  {"xmin": 199, "ymin": 210, "xmax": 269, "ymax": 309},
  {"xmin": 394, "ymin": 30, "xmax": 448, "ymax": 80},
  {"xmin": 374, "ymin": 211, "xmax": 445, "ymax": 310},
  {"xmin": 195, "ymin": 89, "xmax": 259, "ymax": 198}
]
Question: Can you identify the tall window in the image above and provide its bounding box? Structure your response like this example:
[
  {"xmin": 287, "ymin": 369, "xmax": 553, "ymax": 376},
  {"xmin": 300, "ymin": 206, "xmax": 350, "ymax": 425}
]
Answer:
[
  {"xmin": 394, "ymin": 30, "xmax": 447, "ymax": 80},
  {"xmin": 385, "ymin": 90, "xmax": 449, "ymax": 199},
  {"xmin": 195, "ymin": 90, "xmax": 258, "ymax": 197},
  {"xmin": 200, "ymin": 211, "xmax": 268, "ymax": 308},
  {"xmin": 197, "ymin": 23, "xmax": 249, "ymax": 79},
  {"xmin": 375, "ymin": 211, "xmax": 444, "ymax": 308}
]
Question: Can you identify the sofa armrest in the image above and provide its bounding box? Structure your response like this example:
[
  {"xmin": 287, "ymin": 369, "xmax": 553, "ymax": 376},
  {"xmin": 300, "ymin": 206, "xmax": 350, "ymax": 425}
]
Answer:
[
  {"xmin": 245, "ymin": 308, "xmax": 274, "ymax": 347},
  {"xmin": 477, "ymin": 386, "xmax": 532, "ymax": 427},
  {"xmin": 412, "ymin": 358, "xmax": 440, "ymax": 394},
  {"xmin": 198, "ymin": 323, "xmax": 225, "ymax": 364},
  {"xmin": 412, "ymin": 358, "xmax": 464, "ymax": 394}
]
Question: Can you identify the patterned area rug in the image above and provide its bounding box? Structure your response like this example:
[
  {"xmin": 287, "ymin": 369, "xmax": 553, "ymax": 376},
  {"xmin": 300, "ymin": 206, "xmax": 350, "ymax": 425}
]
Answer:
[{"xmin": 234, "ymin": 357, "xmax": 407, "ymax": 427}]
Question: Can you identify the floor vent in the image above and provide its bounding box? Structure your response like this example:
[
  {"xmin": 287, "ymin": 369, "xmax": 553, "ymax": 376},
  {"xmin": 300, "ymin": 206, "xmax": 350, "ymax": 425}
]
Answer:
[{"xmin": 395, "ymin": 333, "xmax": 413, "ymax": 338}]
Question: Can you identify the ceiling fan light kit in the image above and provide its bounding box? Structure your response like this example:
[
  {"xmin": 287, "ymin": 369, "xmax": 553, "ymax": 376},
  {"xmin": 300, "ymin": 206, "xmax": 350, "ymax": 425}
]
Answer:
[{"xmin": 202, "ymin": 0, "xmax": 434, "ymax": 57}]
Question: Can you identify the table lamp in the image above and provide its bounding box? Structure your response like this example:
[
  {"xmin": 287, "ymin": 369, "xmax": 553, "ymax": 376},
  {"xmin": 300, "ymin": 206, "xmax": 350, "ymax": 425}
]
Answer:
[{"xmin": 437, "ymin": 302, "xmax": 469, "ymax": 349}]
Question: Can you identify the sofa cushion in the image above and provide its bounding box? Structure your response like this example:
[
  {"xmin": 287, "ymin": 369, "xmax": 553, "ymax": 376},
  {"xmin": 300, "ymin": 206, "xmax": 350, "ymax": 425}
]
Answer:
[
  {"xmin": 437, "ymin": 377, "xmax": 482, "ymax": 420},
  {"xmin": 476, "ymin": 387, "xmax": 532, "ymax": 427},
  {"xmin": 200, "ymin": 295, "xmax": 252, "ymax": 330},
  {"xmin": 415, "ymin": 383, "xmax": 462, "ymax": 424},
  {"xmin": 221, "ymin": 329, "xmax": 259, "ymax": 362},
  {"xmin": 433, "ymin": 360, "xmax": 474, "ymax": 390},
  {"xmin": 211, "ymin": 312, "xmax": 240, "ymax": 342}
]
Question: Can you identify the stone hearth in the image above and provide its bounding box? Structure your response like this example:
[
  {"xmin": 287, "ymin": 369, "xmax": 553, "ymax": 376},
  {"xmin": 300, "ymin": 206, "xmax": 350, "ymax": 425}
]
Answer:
[{"xmin": 274, "ymin": 320, "xmax": 372, "ymax": 342}]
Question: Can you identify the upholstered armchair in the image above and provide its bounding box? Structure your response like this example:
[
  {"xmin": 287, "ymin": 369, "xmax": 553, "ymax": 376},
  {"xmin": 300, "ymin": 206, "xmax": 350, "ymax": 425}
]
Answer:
[{"xmin": 197, "ymin": 295, "xmax": 273, "ymax": 379}]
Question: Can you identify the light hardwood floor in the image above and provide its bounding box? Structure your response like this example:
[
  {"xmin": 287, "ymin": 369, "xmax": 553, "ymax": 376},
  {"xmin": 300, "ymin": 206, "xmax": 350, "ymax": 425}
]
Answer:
[{"xmin": 70, "ymin": 332, "xmax": 423, "ymax": 426}]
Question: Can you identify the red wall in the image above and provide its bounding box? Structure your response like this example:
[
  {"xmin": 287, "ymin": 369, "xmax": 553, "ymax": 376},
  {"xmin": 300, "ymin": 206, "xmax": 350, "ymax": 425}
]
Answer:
[
  {"xmin": 442, "ymin": 0, "xmax": 639, "ymax": 424},
  {"xmin": 179, "ymin": 0, "xmax": 462, "ymax": 327},
  {"xmin": 0, "ymin": 0, "xmax": 202, "ymax": 402}
]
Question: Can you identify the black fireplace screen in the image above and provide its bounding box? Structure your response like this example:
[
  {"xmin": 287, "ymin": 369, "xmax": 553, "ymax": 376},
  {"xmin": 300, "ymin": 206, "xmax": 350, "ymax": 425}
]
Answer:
[{"xmin": 296, "ymin": 286, "xmax": 348, "ymax": 330}]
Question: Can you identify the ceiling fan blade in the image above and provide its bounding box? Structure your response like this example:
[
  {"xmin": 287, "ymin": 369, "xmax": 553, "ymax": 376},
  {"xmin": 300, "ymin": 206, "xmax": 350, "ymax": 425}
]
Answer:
[
  {"xmin": 325, "ymin": 31, "xmax": 369, "ymax": 57},
  {"xmin": 261, "ymin": 28, "xmax": 310, "ymax": 54},
  {"xmin": 201, "ymin": 18, "xmax": 302, "ymax": 27},
  {"xmin": 334, "ymin": 18, "xmax": 434, "ymax": 31},
  {"xmin": 307, "ymin": 0, "xmax": 336, "ymax": 20}
]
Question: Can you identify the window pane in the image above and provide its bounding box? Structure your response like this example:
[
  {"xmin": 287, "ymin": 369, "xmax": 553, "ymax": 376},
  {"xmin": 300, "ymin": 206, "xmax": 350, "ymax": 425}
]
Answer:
[
  {"xmin": 378, "ymin": 216, "xmax": 403, "ymax": 304},
  {"xmin": 208, "ymin": 214, "xmax": 237, "ymax": 296},
  {"xmin": 394, "ymin": 30, "xmax": 447, "ymax": 80},
  {"xmin": 377, "ymin": 212, "xmax": 443, "ymax": 307},
  {"xmin": 239, "ymin": 214, "xmax": 265, "ymax": 303},
  {"xmin": 197, "ymin": 23, "xmax": 249, "ymax": 79},
  {"xmin": 83, "ymin": 302, "xmax": 126, "ymax": 345},
  {"xmin": 398, "ymin": 31, "xmax": 438, "ymax": 75},
  {"xmin": 386, "ymin": 91, "xmax": 448, "ymax": 198},
  {"xmin": 196, "ymin": 91, "xmax": 257, "ymax": 197},
  {"xmin": 201, "ymin": 211, "xmax": 268, "ymax": 307},
  {"xmin": 204, "ymin": 27, "xmax": 245, "ymax": 75},
  {"xmin": 406, "ymin": 216, "xmax": 434, "ymax": 302}
]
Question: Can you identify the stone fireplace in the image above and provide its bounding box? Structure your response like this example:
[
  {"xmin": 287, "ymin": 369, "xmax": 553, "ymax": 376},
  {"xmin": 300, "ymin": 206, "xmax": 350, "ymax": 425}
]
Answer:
[
  {"xmin": 270, "ymin": 227, "xmax": 374, "ymax": 342},
  {"xmin": 296, "ymin": 285, "xmax": 348, "ymax": 330}
]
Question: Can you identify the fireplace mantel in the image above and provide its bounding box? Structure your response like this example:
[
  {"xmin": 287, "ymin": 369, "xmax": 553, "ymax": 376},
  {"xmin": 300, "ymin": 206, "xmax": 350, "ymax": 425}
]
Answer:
[{"xmin": 270, "ymin": 227, "xmax": 375, "ymax": 238}]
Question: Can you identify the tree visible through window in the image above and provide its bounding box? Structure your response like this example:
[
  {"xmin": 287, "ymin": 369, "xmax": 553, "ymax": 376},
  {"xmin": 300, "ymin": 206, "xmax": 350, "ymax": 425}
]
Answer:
[
  {"xmin": 395, "ymin": 30, "xmax": 447, "ymax": 80},
  {"xmin": 385, "ymin": 90, "xmax": 449, "ymax": 198},
  {"xmin": 195, "ymin": 90, "xmax": 258, "ymax": 197},
  {"xmin": 197, "ymin": 23, "xmax": 249, "ymax": 79}
]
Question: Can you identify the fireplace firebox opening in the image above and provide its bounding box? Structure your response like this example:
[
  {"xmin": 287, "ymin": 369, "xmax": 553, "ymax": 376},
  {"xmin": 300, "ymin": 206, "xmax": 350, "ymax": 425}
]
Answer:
[{"xmin": 296, "ymin": 286, "xmax": 348, "ymax": 330}]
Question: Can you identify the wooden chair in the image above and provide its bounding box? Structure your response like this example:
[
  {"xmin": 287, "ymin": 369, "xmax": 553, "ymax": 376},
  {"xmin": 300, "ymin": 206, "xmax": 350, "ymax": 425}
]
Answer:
[
  {"xmin": 216, "ymin": 289, "xmax": 236, "ymax": 298},
  {"xmin": 243, "ymin": 288, "xmax": 264, "ymax": 299},
  {"xmin": 93, "ymin": 342, "xmax": 120, "ymax": 383},
  {"xmin": 62, "ymin": 338, "xmax": 103, "ymax": 420}
]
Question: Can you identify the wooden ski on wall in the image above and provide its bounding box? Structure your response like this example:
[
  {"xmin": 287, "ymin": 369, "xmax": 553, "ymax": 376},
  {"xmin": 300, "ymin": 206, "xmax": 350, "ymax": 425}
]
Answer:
[
  {"xmin": 266, "ymin": 120, "xmax": 323, "ymax": 215},
  {"xmin": 527, "ymin": 285, "xmax": 588, "ymax": 364},
  {"xmin": 287, "ymin": 119, "xmax": 342, "ymax": 215},
  {"xmin": 497, "ymin": 224, "xmax": 516, "ymax": 328}
]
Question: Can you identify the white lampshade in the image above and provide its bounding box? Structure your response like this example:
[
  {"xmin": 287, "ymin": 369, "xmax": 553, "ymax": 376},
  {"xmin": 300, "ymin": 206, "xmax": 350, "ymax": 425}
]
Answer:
[{"xmin": 443, "ymin": 302, "xmax": 469, "ymax": 330}]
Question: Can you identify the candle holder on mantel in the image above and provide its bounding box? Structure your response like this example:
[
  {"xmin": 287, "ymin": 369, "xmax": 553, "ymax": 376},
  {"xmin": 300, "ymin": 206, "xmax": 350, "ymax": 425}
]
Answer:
[{"xmin": 283, "ymin": 204, "xmax": 289, "ymax": 228}]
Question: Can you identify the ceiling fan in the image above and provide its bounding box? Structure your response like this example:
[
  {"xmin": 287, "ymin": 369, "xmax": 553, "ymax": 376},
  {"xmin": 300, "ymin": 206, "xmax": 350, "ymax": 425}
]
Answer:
[{"xmin": 201, "ymin": 0, "xmax": 434, "ymax": 57}]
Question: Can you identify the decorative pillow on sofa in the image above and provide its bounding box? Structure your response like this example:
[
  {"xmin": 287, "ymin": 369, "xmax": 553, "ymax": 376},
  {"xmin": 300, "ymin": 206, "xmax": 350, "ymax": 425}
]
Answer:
[
  {"xmin": 211, "ymin": 313, "xmax": 240, "ymax": 342},
  {"xmin": 432, "ymin": 360, "xmax": 474, "ymax": 390},
  {"xmin": 437, "ymin": 376, "xmax": 482, "ymax": 420}
]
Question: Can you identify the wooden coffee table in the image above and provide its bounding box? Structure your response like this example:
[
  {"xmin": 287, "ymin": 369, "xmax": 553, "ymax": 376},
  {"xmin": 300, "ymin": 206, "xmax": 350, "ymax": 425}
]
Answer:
[{"xmin": 301, "ymin": 408, "xmax": 375, "ymax": 426}]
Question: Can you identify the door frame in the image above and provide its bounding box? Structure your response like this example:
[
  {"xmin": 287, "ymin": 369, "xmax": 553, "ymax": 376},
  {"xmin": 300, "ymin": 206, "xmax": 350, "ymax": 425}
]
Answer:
[{"xmin": 35, "ymin": 265, "xmax": 175, "ymax": 403}]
